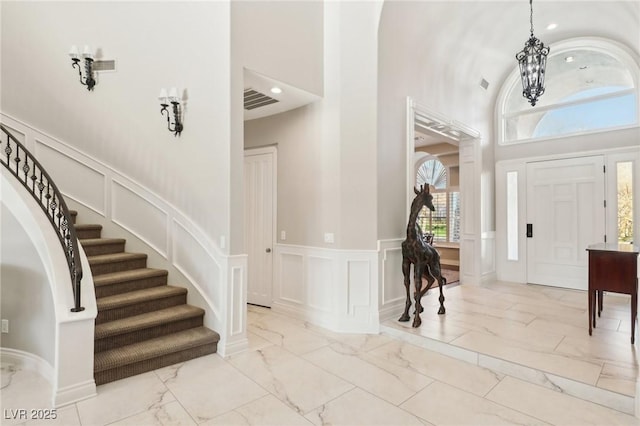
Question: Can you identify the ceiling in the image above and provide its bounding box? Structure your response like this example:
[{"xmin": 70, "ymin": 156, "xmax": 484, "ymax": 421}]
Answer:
[
  {"xmin": 243, "ymin": 69, "xmax": 320, "ymax": 121},
  {"xmin": 244, "ymin": 1, "xmax": 639, "ymax": 126},
  {"xmin": 381, "ymin": 1, "xmax": 639, "ymax": 99}
]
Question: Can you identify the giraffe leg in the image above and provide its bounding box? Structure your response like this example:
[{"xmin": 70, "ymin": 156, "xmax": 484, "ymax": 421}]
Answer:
[
  {"xmin": 419, "ymin": 266, "xmax": 435, "ymax": 299},
  {"xmin": 399, "ymin": 258, "xmax": 411, "ymax": 322},
  {"xmin": 412, "ymin": 263, "xmax": 424, "ymax": 328},
  {"xmin": 433, "ymin": 263, "xmax": 446, "ymax": 315}
]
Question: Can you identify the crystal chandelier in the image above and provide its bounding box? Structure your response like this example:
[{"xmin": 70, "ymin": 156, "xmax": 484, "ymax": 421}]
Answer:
[{"xmin": 516, "ymin": 0, "xmax": 549, "ymax": 107}]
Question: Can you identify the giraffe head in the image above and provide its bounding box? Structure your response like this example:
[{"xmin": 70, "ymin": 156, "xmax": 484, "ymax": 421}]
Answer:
[{"xmin": 412, "ymin": 184, "xmax": 435, "ymax": 213}]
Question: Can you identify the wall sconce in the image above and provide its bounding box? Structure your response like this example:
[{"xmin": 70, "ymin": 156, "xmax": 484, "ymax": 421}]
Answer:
[
  {"xmin": 158, "ymin": 88, "xmax": 183, "ymax": 137},
  {"xmin": 69, "ymin": 45, "xmax": 96, "ymax": 91}
]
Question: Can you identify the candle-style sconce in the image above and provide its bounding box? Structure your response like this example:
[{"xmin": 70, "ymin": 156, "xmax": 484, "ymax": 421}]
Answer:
[
  {"xmin": 69, "ymin": 45, "xmax": 96, "ymax": 91},
  {"xmin": 158, "ymin": 88, "xmax": 183, "ymax": 137}
]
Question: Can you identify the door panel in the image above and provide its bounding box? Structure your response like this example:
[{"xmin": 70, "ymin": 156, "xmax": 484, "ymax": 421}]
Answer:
[
  {"xmin": 526, "ymin": 156, "xmax": 605, "ymax": 290},
  {"xmin": 244, "ymin": 150, "xmax": 275, "ymax": 307}
]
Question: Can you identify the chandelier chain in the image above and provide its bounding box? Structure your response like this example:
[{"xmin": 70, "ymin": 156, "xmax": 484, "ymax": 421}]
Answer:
[{"xmin": 529, "ymin": 0, "xmax": 534, "ymax": 35}]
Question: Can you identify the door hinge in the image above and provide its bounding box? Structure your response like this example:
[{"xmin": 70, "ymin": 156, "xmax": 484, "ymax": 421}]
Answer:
[
  {"xmin": 604, "ymin": 200, "xmax": 607, "ymax": 208},
  {"xmin": 604, "ymin": 234, "xmax": 607, "ymax": 243},
  {"xmin": 603, "ymin": 165, "xmax": 606, "ymax": 173}
]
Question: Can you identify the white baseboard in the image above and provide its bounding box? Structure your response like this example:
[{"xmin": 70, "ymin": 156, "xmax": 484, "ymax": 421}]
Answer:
[
  {"xmin": 219, "ymin": 336, "xmax": 249, "ymax": 358},
  {"xmin": 53, "ymin": 380, "xmax": 97, "ymax": 407},
  {"xmin": 1, "ymin": 347, "xmax": 54, "ymax": 385}
]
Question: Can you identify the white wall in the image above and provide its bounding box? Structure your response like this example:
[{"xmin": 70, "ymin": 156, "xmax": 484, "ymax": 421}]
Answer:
[
  {"xmin": 245, "ymin": 105, "xmax": 328, "ymax": 247},
  {"xmin": 243, "ymin": 2, "xmax": 383, "ymax": 332},
  {"xmin": 377, "ymin": 1, "xmax": 496, "ymax": 243},
  {"xmin": 1, "ymin": 1, "xmax": 232, "ymax": 253},
  {"xmin": 231, "ymin": 1, "xmax": 324, "ymax": 98},
  {"xmin": 244, "ymin": 1, "xmax": 381, "ymax": 251},
  {"xmin": 0, "ymin": 205, "xmax": 55, "ymax": 365},
  {"xmin": 230, "ymin": 0, "xmax": 324, "ymax": 253}
]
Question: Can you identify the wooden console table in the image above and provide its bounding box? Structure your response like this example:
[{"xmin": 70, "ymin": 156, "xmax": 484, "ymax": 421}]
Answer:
[{"xmin": 586, "ymin": 243, "xmax": 639, "ymax": 343}]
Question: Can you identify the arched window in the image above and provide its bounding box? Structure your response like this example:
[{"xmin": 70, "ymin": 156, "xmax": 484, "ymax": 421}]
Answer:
[
  {"xmin": 415, "ymin": 157, "xmax": 459, "ymax": 243},
  {"xmin": 498, "ymin": 38, "xmax": 639, "ymax": 144},
  {"xmin": 416, "ymin": 158, "xmax": 447, "ymax": 189}
]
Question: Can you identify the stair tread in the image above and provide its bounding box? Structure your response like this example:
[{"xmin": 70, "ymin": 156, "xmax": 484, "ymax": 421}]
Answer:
[
  {"xmin": 80, "ymin": 238, "xmax": 126, "ymax": 246},
  {"xmin": 441, "ymin": 258, "xmax": 460, "ymax": 265},
  {"xmin": 94, "ymin": 327, "xmax": 219, "ymax": 372},
  {"xmin": 97, "ymin": 285, "xmax": 187, "ymax": 310},
  {"xmin": 95, "ymin": 305, "xmax": 205, "ymax": 339},
  {"xmin": 93, "ymin": 268, "xmax": 168, "ymax": 286},
  {"xmin": 88, "ymin": 252, "xmax": 147, "ymax": 264}
]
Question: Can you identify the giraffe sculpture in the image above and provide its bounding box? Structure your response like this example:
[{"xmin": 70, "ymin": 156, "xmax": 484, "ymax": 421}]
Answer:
[{"xmin": 399, "ymin": 184, "xmax": 446, "ymax": 328}]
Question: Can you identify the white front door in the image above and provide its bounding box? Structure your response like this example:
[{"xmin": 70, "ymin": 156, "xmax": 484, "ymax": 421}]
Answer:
[
  {"xmin": 526, "ymin": 156, "xmax": 605, "ymax": 290},
  {"xmin": 244, "ymin": 148, "xmax": 276, "ymax": 307}
]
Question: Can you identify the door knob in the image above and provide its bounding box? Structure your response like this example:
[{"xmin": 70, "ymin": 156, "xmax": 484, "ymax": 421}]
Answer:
[{"xmin": 266, "ymin": 248, "xmax": 272, "ymax": 253}]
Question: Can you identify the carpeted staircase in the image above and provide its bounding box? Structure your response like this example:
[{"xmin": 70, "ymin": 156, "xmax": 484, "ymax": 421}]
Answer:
[{"xmin": 70, "ymin": 211, "xmax": 220, "ymax": 385}]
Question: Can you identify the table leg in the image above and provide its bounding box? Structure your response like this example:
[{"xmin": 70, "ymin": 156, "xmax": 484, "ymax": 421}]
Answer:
[
  {"xmin": 597, "ymin": 290, "xmax": 603, "ymax": 317},
  {"xmin": 632, "ymin": 280, "xmax": 637, "ymax": 344},
  {"xmin": 589, "ymin": 289, "xmax": 594, "ymax": 336}
]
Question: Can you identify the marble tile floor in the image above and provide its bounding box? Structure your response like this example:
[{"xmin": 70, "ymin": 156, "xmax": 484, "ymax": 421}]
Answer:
[
  {"xmin": 381, "ymin": 280, "xmax": 638, "ymax": 415},
  {"xmin": 1, "ymin": 280, "xmax": 639, "ymax": 426}
]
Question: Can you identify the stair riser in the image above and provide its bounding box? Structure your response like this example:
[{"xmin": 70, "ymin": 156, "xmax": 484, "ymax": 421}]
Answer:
[
  {"xmin": 82, "ymin": 242, "xmax": 126, "ymax": 257},
  {"xmin": 76, "ymin": 229, "xmax": 102, "ymax": 239},
  {"xmin": 94, "ymin": 342, "xmax": 217, "ymax": 385},
  {"xmin": 96, "ymin": 294, "xmax": 187, "ymax": 324},
  {"xmin": 95, "ymin": 315, "xmax": 204, "ymax": 353},
  {"xmin": 94, "ymin": 275, "xmax": 168, "ymax": 298},
  {"xmin": 90, "ymin": 258, "xmax": 147, "ymax": 276}
]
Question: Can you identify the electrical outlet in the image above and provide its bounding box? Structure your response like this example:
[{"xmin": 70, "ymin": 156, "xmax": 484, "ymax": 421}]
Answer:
[
  {"xmin": 1, "ymin": 319, "xmax": 8, "ymax": 333},
  {"xmin": 324, "ymin": 233, "xmax": 335, "ymax": 244},
  {"xmin": 280, "ymin": 231, "xmax": 286, "ymax": 241}
]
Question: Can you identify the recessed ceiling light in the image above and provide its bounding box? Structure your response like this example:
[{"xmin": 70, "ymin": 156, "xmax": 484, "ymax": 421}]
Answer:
[
  {"xmin": 270, "ymin": 87, "xmax": 282, "ymax": 94},
  {"xmin": 546, "ymin": 23, "xmax": 558, "ymax": 30},
  {"xmin": 565, "ymin": 56, "xmax": 575, "ymax": 63}
]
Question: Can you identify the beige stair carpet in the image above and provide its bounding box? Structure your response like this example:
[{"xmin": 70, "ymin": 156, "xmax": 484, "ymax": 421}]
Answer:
[{"xmin": 71, "ymin": 211, "xmax": 219, "ymax": 385}]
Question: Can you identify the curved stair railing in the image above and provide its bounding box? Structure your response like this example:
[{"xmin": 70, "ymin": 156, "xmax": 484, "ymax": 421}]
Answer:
[{"xmin": 1, "ymin": 124, "xmax": 84, "ymax": 312}]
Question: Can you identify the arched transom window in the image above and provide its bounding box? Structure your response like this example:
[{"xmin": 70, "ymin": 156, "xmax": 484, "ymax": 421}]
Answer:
[{"xmin": 498, "ymin": 38, "xmax": 639, "ymax": 144}]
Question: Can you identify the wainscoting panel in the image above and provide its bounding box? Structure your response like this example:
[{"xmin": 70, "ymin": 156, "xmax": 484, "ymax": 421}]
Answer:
[
  {"xmin": 378, "ymin": 239, "xmax": 405, "ymax": 321},
  {"xmin": 173, "ymin": 219, "xmax": 222, "ymax": 316},
  {"xmin": 112, "ymin": 180, "xmax": 169, "ymax": 258},
  {"xmin": 229, "ymin": 261, "xmax": 246, "ymax": 336},
  {"xmin": 274, "ymin": 245, "xmax": 379, "ymax": 333},
  {"xmin": 307, "ymin": 255, "xmax": 334, "ymax": 313},
  {"xmin": 277, "ymin": 251, "xmax": 305, "ymax": 305},
  {"xmin": 3, "ymin": 124, "xmax": 26, "ymax": 146},
  {"xmin": 481, "ymin": 232, "xmax": 496, "ymax": 281},
  {"xmin": 461, "ymin": 237, "xmax": 476, "ymax": 281},
  {"xmin": 34, "ymin": 141, "xmax": 106, "ymax": 215},
  {"xmin": 347, "ymin": 259, "xmax": 370, "ymax": 316}
]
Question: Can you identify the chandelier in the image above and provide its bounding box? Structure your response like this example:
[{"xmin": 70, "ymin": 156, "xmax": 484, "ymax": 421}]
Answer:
[{"xmin": 516, "ymin": 0, "xmax": 549, "ymax": 107}]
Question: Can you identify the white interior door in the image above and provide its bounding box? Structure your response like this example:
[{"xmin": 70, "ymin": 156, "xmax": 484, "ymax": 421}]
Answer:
[
  {"xmin": 526, "ymin": 156, "xmax": 605, "ymax": 290},
  {"xmin": 244, "ymin": 148, "xmax": 275, "ymax": 307}
]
